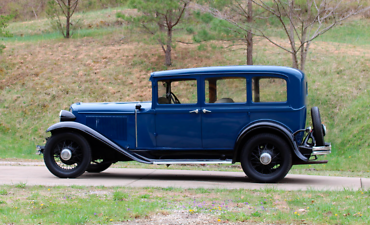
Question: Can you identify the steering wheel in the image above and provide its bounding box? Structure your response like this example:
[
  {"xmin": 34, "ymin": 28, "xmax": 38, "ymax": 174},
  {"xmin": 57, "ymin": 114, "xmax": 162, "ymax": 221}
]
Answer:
[{"xmin": 170, "ymin": 92, "xmax": 181, "ymax": 104}]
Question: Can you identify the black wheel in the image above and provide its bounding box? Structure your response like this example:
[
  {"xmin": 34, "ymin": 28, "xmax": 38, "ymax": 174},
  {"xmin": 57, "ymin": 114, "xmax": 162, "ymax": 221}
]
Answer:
[
  {"xmin": 311, "ymin": 107, "xmax": 325, "ymax": 146},
  {"xmin": 43, "ymin": 132, "xmax": 91, "ymax": 178},
  {"xmin": 86, "ymin": 160, "xmax": 112, "ymax": 173},
  {"xmin": 241, "ymin": 133, "xmax": 292, "ymax": 183}
]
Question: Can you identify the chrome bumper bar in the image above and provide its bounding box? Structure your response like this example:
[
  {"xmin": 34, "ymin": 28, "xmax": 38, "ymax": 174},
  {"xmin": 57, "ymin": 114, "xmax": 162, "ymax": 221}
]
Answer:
[{"xmin": 312, "ymin": 143, "xmax": 331, "ymax": 156}]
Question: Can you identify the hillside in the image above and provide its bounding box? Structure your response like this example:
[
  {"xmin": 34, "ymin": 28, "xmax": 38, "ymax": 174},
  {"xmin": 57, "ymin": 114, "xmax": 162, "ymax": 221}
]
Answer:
[{"xmin": 1, "ymin": 7, "xmax": 370, "ymax": 173}]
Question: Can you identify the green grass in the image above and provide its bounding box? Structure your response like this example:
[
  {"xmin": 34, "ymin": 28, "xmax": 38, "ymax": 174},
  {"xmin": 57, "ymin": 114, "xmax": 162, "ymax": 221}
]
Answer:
[
  {"xmin": 2, "ymin": 27, "xmax": 119, "ymax": 43},
  {"xmin": 260, "ymin": 18, "xmax": 370, "ymax": 46},
  {"xmin": 316, "ymin": 19, "xmax": 370, "ymax": 45},
  {"xmin": 0, "ymin": 185, "xmax": 369, "ymax": 224}
]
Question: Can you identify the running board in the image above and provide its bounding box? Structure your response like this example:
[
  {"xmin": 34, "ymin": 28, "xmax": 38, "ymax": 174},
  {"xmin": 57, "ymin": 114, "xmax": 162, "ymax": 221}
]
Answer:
[{"xmin": 153, "ymin": 159, "xmax": 232, "ymax": 165}]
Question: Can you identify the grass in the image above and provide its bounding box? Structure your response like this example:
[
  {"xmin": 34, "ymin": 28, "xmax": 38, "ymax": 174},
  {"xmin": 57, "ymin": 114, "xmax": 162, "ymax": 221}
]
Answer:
[
  {"xmin": 1, "ymin": 7, "xmax": 370, "ymax": 175},
  {"xmin": 0, "ymin": 185, "xmax": 369, "ymax": 224}
]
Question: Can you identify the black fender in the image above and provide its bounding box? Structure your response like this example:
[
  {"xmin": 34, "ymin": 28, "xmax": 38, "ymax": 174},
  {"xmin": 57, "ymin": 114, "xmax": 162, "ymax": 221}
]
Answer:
[
  {"xmin": 233, "ymin": 121, "xmax": 308, "ymax": 163},
  {"xmin": 47, "ymin": 122, "xmax": 153, "ymax": 164}
]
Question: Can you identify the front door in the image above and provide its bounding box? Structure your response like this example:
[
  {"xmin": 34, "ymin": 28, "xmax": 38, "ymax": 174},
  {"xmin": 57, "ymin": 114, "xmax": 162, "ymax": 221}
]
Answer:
[{"xmin": 155, "ymin": 78, "xmax": 202, "ymax": 148}]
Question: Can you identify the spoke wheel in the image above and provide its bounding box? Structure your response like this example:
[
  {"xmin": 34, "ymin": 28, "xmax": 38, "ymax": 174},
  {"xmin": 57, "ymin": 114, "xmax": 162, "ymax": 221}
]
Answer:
[
  {"xmin": 44, "ymin": 132, "xmax": 91, "ymax": 178},
  {"xmin": 241, "ymin": 133, "xmax": 292, "ymax": 183},
  {"xmin": 86, "ymin": 160, "xmax": 112, "ymax": 173}
]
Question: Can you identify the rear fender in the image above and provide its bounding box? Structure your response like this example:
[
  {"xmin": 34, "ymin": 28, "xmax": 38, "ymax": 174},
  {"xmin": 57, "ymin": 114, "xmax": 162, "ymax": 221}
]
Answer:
[{"xmin": 233, "ymin": 122, "xmax": 308, "ymax": 163}]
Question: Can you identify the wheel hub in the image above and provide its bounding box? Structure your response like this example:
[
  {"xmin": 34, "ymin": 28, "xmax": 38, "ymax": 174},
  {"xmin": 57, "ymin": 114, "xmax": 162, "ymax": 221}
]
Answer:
[
  {"xmin": 260, "ymin": 153, "xmax": 272, "ymax": 165},
  {"xmin": 60, "ymin": 149, "xmax": 72, "ymax": 161}
]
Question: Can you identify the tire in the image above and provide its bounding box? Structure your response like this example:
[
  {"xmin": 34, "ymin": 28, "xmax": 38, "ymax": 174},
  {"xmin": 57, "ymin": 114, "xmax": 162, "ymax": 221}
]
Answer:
[
  {"xmin": 311, "ymin": 107, "xmax": 325, "ymax": 146},
  {"xmin": 241, "ymin": 133, "xmax": 292, "ymax": 183},
  {"xmin": 43, "ymin": 132, "xmax": 91, "ymax": 178},
  {"xmin": 86, "ymin": 161, "xmax": 112, "ymax": 173}
]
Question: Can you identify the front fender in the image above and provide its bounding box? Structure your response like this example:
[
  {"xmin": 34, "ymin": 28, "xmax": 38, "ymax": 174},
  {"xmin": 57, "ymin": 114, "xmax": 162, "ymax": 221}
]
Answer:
[
  {"xmin": 47, "ymin": 122, "xmax": 152, "ymax": 164},
  {"xmin": 233, "ymin": 121, "xmax": 308, "ymax": 163}
]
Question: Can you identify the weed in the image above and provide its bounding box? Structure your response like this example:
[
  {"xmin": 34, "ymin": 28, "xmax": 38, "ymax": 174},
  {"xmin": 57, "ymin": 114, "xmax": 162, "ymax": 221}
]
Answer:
[
  {"xmin": 14, "ymin": 182, "xmax": 26, "ymax": 188},
  {"xmin": 113, "ymin": 190, "xmax": 129, "ymax": 201},
  {"xmin": 140, "ymin": 194, "xmax": 150, "ymax": 199}
]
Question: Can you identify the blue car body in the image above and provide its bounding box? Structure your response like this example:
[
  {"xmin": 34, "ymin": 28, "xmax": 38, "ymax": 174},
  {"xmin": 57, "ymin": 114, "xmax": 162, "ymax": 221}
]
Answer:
[{"xmin": 40, "ymin": 66, "xmax": 331, "ymax": 182}]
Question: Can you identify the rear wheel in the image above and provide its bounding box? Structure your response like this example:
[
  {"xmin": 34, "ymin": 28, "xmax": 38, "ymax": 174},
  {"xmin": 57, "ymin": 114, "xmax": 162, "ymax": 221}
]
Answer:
[
  {"xmin": 241, "ymin": 133, "xmax": 292, "ymax": 183},
  {"xmin": 44, "ymin": 132, "xmax": 91, "ymax": 178},
  {"xmin": 311, "ymin": 107, "xmax": 325, "ymax": 146},
  {"xmin": 86, "ymin": 160, "xmax": 112, "ymax": 173}
]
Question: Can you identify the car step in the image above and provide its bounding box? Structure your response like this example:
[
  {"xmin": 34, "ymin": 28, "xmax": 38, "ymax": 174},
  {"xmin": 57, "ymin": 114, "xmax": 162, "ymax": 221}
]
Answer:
[{"xmin": 153, "ymin": 159, "xmax": 232, "ymax": 165}]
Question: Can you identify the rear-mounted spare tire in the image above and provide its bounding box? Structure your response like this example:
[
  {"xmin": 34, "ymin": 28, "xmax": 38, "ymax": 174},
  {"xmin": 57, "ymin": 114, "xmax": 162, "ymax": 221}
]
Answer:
[{"xmin": 311, "ymin": 107, "xmax": 325, "ymax": 146}]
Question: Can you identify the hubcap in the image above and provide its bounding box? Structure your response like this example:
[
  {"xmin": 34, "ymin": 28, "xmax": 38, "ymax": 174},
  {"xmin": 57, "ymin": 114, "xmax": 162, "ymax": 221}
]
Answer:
[
  {"xmin": 260, "ymin": 153, "xmax": 272, "ymax": 165},
  {"xmin": 60, "ymin": 149, "xmax": 72, "ymax": 161}
]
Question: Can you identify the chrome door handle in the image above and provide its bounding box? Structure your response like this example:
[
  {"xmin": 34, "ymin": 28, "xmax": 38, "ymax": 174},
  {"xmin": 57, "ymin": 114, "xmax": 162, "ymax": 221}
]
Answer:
[
  {"xmin": 203, "ymin": 109, "xmax": 211, "ymax": 113},
  {"xmin": 189, "ymin": 109, "xmax": 199, "ymax": 114}
]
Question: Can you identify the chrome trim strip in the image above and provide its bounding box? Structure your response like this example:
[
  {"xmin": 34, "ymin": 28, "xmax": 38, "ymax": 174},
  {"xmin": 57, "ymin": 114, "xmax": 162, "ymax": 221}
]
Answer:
[{"xmin": 153, "ymin": 159, "xmax": 232, "ymax": 164}]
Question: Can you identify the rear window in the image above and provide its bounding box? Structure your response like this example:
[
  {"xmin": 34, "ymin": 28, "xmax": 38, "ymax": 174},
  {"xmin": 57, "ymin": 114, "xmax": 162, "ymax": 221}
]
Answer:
[
  {"xmin": 252, "ymin": 77, "xmax": 287, "ymax": 102},
  {"xmin": 205, "ymin": 77, "xmax": 247, "ymax": 103}
]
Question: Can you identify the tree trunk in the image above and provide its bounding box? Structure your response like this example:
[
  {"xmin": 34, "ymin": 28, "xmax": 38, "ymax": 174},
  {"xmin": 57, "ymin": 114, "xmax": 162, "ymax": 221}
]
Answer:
[
  {"xmin": 165, "ymin": 27, "xmax": 172, "ymax": 66},
  {"xmin": 300, "ymin": 41, "xmax": 311, "ymax": 72},
  {"xmin": 289, "ymin": 0, "xmax": 297, "ymax": 69},
  {"xmin": 292, "ymin": 53, "xmax": 298, "ymax": 69},
  {"xmin": 66, "ymin": 0, "xmax": 71, "ymax": 38},
  {"xmin": 246, "ymin": 0, "xmax": 253, "ymax": 65}
]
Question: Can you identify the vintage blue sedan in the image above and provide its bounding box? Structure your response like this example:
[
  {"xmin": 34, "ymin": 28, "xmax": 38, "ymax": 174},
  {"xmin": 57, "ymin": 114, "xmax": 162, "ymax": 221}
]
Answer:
[{"xmin": 37, "ymin": 66, "xmax": 331, "ymax": 183}]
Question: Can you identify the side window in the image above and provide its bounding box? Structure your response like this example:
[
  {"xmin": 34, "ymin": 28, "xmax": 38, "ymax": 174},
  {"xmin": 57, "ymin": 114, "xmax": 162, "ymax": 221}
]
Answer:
[
  {"xmin": 252, "ymin": 77, "xmax": 287, "ymax": 102},
  {"xmin": 157, "ymin": 79, "xmax": 197, "ymax": 104},
  {"xmin": 205, "ymin": 77, "xmax": 246, "ymax": 103}
]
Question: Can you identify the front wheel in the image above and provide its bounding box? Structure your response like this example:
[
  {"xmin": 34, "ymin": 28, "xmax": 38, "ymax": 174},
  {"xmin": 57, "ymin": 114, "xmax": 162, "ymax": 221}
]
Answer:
[
  {"xmin": 241, "ymin": 133, "xmax": 292, "ymax": 183},
  {"xmin": 43, "ymin": 132, "xmax": 91, "ymax": 178}
]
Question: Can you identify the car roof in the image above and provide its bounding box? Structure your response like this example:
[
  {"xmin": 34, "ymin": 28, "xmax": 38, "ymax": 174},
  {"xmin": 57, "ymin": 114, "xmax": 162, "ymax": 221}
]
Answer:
[{"xmin": 150, "ymin": 65, "xmax": 304, "ymax": 80}]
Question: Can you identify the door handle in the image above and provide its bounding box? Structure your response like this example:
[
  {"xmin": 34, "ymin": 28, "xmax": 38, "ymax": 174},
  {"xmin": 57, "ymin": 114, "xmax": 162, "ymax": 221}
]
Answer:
[
  {"xmin": 202, "ymin": 109, "xmax": 211, "ymax": 113},
  {"xmin": 189, "ymin": 109, "xmax": 199, "ymax": 114}
]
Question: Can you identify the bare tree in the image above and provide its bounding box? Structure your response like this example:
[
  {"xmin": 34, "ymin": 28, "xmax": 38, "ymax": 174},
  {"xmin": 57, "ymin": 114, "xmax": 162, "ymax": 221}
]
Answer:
[
  {"xmin": 194, "ymin": 0, "xmax": 256, "ymax": 65},
  {"xmin": 203, "ymin": 0, "xmax": 369, "ymax": 71},
  {"xmin": 118, "ymin": 0, "xmax": 191, "ymax": 66},
  {"xmin": 246, "ymin": 0, "xmax": 253, "ymax": 65},
  {"xmin": 47, "ymin": 0, "xmax": 79, "ymax": 38}
]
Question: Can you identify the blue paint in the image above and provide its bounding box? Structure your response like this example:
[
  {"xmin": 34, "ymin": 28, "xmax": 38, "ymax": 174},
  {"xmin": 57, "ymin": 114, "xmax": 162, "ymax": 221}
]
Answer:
[{"xmin": 65, "ymin": 66, "xmax": 307, "ymax": 152}]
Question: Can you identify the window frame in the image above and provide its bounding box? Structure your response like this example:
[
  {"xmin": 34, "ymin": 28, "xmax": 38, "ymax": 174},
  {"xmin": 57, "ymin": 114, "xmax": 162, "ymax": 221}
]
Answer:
[
  {"xmin": 249, "ymin": 75, "xmax": 289, "ymax": 106},
  {"xmin": 202, "ymin": 75, "xmax": 248, "ymax": 106},
  {"xmin": 154, "ymin": 76, "xmax": 200, "ymax": 108}
]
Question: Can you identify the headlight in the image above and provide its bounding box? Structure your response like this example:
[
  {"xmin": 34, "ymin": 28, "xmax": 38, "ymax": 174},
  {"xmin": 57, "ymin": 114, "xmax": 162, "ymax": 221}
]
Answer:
[{"xmin": 59, "ymin": 110, "xmax": 76, "ymax": 122}]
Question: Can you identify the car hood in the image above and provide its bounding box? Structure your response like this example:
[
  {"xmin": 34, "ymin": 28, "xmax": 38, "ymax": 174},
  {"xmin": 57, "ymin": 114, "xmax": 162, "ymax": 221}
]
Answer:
[{"xmin": 71, "ymin": 101, "xmax": 152, "ymax": 114}]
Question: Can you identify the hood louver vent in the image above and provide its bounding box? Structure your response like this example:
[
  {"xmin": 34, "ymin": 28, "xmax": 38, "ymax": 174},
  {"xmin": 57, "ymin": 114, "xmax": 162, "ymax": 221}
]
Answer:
[{"xmin": 86, "ymin": 116, "xmax": 127, "ymax": 141}]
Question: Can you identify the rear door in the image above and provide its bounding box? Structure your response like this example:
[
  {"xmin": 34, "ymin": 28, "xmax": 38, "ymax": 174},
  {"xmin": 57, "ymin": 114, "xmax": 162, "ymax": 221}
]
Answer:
[{"xmin": 201, "ymin": 76, "xmax": 250, "ymax": 149}]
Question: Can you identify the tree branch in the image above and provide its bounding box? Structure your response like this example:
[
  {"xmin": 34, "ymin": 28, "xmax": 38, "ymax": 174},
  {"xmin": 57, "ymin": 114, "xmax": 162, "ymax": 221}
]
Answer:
[
  {"xmin": 55, "ymin": 0, "xmax": 67, "ymax": 17},
  {"xmin": 172, "ymin": 2, "xmax": 188, "ymax": 27}
]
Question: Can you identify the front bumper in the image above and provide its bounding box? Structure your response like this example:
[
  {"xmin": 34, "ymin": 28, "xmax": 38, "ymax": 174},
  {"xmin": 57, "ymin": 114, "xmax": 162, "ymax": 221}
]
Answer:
[
  {"xmin": 36, "ymin": 145, "xmax": 45, "ymax": 155},
  {"xmin": 311, "ymin": 143, "xmax": 331, "ymax": 156}
]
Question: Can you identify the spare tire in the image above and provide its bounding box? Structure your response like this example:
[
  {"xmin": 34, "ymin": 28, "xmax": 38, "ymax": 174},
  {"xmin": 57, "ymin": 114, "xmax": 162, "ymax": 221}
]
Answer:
[{"xmin": 311, "ymin": 107, "xmax": 325, "ymax": 146}]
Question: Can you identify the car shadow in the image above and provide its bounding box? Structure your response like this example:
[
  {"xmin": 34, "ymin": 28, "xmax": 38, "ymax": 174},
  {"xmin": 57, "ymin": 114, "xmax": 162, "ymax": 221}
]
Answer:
[{"xmin": 80, "ymin": 171, "xmax": 312, "ymax": 184}]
